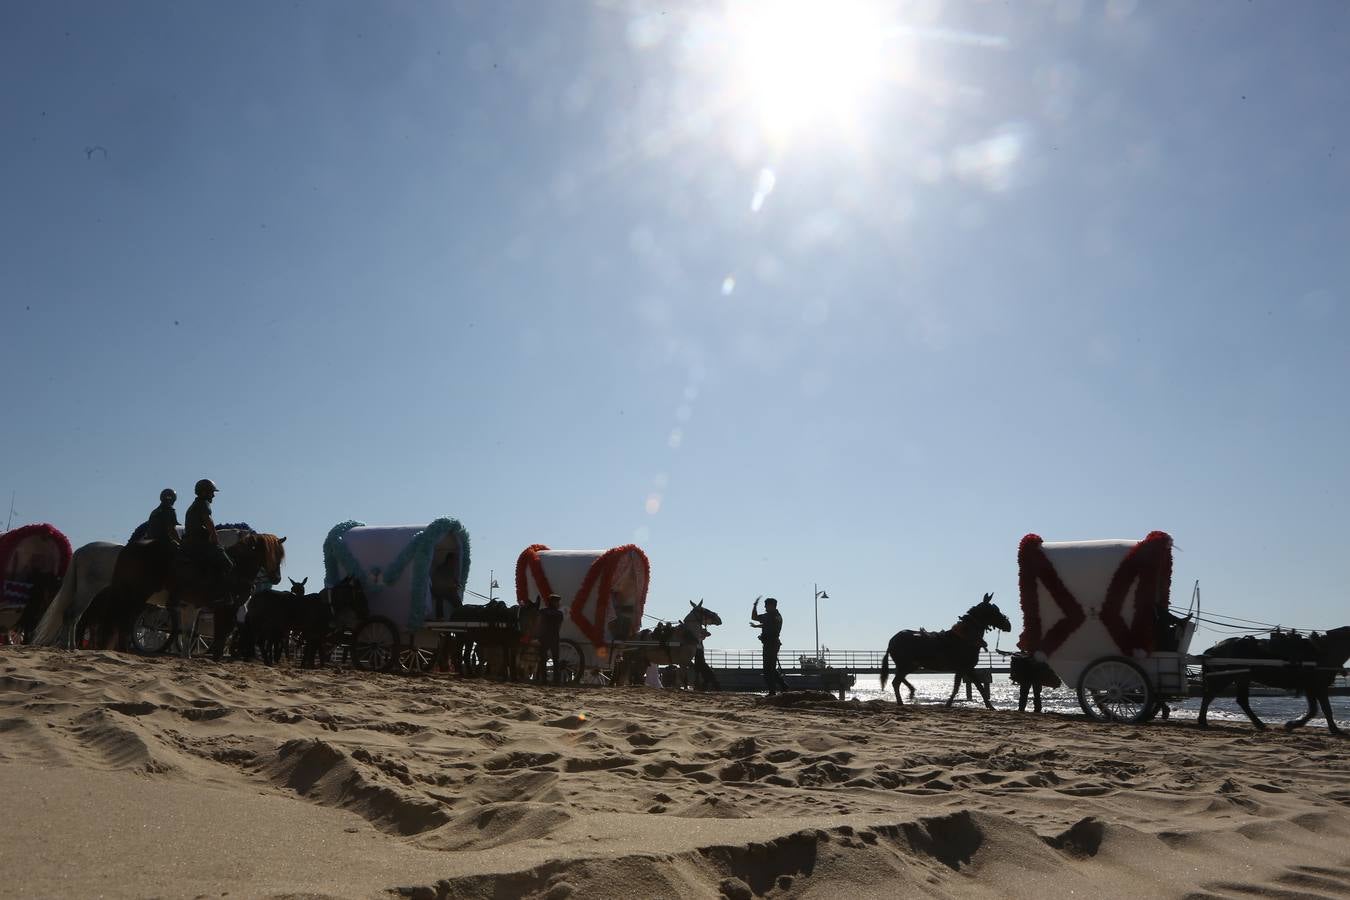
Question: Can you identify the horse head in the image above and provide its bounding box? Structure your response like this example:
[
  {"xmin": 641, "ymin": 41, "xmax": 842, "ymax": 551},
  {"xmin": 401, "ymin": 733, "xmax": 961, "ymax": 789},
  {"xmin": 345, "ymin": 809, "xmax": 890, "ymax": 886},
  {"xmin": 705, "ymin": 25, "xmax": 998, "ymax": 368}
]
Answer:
[
  {"xmin": 229, "ymin": 533, "xmax": 286, "ymax": 585},
  {"xmin": 969, "ymin": 592, "xmax": 1012, "ymax": 634},
  {"xmin": 686, "ymin": 599, "xmax": 723, "ymax": 629},
  {"xmin": 289, "ymin": 577, "xmax": 308, "ymax": 597}
]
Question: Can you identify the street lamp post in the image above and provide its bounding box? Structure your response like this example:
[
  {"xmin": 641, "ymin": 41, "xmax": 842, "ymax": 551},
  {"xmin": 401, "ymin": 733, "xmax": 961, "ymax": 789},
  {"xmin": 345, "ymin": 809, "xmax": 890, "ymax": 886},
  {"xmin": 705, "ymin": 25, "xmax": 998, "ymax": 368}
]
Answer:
[
  {"xmin": 813, "ymin": 584, "xmax": 829, "ymax": 661},
  {"xmin": 488, "ymin": 571, "xmax": 499, "ymax": 602}
]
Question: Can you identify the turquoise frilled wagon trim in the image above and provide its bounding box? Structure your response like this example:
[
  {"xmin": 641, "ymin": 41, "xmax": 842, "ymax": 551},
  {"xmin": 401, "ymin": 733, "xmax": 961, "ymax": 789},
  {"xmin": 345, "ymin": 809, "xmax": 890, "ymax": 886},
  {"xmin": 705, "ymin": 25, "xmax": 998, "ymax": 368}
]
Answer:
[{"xmin": 323, "ymin": 518, "xmax": 471, "ymax": 632}]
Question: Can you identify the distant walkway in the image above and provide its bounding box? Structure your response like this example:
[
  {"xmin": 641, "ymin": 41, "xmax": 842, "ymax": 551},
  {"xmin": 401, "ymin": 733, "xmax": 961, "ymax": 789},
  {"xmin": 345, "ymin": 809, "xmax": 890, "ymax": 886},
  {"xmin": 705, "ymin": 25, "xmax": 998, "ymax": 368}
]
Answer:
[{"xmin": 702, "ymin": 648, "xmax": 1011, "ymax": 675}]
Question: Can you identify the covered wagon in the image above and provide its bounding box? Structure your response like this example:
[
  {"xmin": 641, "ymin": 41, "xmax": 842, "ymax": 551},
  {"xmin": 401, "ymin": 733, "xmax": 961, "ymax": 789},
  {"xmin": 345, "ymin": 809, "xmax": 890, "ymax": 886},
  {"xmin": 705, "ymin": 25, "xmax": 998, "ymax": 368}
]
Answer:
[
  {"xmin": 1018, "ymin": 531, "xmax": 1195, "ymax": 723},
  {"xmin": 322, "ymin": 518, "xmax": 470, "ymax": 673},
  {"xmin": 0, "ymin": 524, "xmax": 72, "ymax": 644},
  {"xmin": 514, "ymin": 543, "xmax": 650, "ymax": 681}
]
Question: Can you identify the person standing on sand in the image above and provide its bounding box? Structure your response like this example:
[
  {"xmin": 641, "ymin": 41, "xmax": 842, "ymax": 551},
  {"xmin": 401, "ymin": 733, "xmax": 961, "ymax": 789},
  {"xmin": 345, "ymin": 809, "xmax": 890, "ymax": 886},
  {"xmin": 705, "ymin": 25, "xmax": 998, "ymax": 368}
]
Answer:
[
  {"xmin": 535, "ymin": 594, "xmax": 564, "ymax": 685},
  {"xmin": 751, "ymin": 596, "xmax": 790, "ymax": 695}
]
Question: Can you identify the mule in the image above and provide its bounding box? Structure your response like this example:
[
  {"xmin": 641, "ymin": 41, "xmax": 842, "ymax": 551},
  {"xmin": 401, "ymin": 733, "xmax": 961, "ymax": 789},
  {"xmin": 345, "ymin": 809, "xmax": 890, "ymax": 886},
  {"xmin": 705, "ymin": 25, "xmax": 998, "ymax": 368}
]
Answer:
[
  {"xmin": 1198, "ymin": 626, "xmax": 1350, "ymax": 734},
  {"xmin": 614, "ymin": 600, "xmax": 723, "ymax": 689},
  {"xmin": 880, "ymin": 593, "xmax": 1012, "ymax": 708}
]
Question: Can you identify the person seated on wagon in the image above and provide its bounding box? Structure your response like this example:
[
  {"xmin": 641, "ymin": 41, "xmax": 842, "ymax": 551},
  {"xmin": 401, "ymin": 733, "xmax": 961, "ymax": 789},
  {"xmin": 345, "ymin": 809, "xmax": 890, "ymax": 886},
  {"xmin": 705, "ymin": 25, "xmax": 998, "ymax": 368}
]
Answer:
[
  {"xmin": 182, "ymin": 478, "xmax": 233, "ymax": 578},
  {"xmin": 146, "ymin": 488, "xmax": 181, "ymax": 547}
]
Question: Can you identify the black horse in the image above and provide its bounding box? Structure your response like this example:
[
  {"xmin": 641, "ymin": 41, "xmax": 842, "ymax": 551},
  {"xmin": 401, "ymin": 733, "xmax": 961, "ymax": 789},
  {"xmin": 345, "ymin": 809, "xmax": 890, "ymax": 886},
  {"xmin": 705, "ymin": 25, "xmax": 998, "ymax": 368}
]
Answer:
[
  {"xmin": 1199, "ymin": 626, "xmax": 1350, "ymax": 734},
  {"xmin": 880, "ymin": 593, "xmax": 1012, "ymax": 708}
]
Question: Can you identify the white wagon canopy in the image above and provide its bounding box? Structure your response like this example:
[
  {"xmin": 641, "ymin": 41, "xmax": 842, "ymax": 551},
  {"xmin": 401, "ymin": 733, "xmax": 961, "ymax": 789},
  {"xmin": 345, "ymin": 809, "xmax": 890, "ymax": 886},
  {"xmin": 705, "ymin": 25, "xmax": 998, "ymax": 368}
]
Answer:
[
  {"xmin": 1018, "ymin": 531, "xmax": 1196, "ymax": 723},
  {"xmin": 323, "ymin": 518, "xmax": 470, "ymax": 635},
  {"xmin": 514, "ymin": 543, "xmax": 650, "ymax": 670}
]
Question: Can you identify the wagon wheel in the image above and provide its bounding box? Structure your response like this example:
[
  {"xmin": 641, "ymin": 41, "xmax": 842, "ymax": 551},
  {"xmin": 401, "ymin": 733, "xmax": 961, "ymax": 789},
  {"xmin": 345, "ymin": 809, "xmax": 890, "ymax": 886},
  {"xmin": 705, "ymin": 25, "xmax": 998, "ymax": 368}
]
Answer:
[
  {"xmin": 397, "ymin": 640, "xmax": 437, "ymax": 675},
  {"xmin": 132, "ymin": 605, "xmax": 176, "ymax": 655},
  {"xmin": 551, "ymin": 639, "xmax": 585, "ymax": 686},
  {"xmin": 351, "ymin": 617, "xmax": 399, "ymax": 673},
  {"xmin": 1077, "ymin": 656, "xmax": 1154, "ymax": 725}
]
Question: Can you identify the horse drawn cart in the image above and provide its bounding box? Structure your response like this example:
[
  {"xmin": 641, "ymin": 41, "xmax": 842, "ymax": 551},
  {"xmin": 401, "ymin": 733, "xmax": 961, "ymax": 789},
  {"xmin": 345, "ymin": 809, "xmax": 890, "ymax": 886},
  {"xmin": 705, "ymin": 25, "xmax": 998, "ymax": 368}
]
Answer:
[
  {"xmin": 322, "ymin": 518, "xmax": 471, "ymax": 673},
  {"xmin": 1018, "ymin": 531, "xmax": 1197, "ymax": 724},
  {"xmin": 513, "ymin": 543, "xmax": 650, "ymax": 684},
  {"xmin": 0, "ymin": 524, "xmax": 72, "ymax": 645}
]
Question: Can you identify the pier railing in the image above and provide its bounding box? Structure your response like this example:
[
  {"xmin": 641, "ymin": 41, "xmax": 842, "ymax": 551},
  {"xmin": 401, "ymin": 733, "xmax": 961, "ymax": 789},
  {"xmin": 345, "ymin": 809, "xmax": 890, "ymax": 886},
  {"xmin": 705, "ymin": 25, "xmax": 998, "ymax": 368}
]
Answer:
[{"xmin": 702, "ymin": 648, "xmax": 1008, "ymax": 674}]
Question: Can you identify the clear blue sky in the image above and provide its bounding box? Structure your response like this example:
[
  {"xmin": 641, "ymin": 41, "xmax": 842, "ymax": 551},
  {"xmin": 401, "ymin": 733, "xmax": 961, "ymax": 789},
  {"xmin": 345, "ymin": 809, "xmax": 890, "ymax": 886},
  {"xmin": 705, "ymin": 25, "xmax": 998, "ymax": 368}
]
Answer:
[{"xmin": 3, "ymin": 1, "xmax": 1347, "ymax": 652}]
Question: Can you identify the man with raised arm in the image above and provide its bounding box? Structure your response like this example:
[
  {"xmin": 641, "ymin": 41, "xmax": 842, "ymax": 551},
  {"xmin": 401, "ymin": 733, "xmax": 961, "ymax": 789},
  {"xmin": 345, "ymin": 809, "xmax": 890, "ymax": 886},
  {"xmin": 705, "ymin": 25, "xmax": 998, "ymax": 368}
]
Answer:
[{"xmin": 750, "ymin": 596, "xmax": 790, "ymax": 695}]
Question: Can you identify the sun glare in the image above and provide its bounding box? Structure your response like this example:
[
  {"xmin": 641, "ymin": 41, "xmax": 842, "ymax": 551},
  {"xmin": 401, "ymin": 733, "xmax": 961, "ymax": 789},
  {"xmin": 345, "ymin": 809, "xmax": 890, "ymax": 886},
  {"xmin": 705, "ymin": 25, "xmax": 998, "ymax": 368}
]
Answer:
[{"xmin": 724, "ymin": 0, "xmax": 887, "ymax": 142}]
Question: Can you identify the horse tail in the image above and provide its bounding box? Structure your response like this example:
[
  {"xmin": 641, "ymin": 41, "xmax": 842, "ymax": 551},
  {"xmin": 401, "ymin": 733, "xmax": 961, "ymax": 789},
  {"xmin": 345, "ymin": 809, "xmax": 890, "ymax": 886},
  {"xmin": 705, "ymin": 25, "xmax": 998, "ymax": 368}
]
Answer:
[{"xmin": 879, "ymin": 643, "xmax": 890, "ymax": 689}]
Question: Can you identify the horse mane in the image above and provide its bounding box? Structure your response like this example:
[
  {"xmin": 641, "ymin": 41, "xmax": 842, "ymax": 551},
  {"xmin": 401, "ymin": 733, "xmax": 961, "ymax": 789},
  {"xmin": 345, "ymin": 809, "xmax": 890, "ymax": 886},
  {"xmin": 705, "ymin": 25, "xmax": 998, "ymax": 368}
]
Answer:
[{"xmin": 234, "ymin": 532, "xmax": 284, "ymax": 578}]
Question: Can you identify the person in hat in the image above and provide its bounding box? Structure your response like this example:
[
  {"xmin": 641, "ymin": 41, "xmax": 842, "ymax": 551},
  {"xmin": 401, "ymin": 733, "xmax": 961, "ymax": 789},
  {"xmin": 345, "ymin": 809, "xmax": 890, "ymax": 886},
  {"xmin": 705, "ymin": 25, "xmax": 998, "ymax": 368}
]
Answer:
[
  {"xmin": 750, "ymin": 596, "xmax": 790, "ymax": 695},
  {"xmin": 146, "ymin": 488, "xmax": 181, "ymax": 546},
  {"xmin": 182, "ymin": 478, "xmax": 232, "ymax": 576},
  {"xmin": 535, "ymin": 593, "xmax": 565, "ymax": 685}
]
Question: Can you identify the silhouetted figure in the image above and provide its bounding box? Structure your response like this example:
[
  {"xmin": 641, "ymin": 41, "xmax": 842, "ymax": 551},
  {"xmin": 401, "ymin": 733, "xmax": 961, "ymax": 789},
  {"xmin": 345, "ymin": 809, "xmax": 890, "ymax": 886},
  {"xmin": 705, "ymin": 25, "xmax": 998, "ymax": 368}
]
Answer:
[
  {"xmin": 182, "ymin": 479, "xmax": 232, "ymax": 577},
  {"xmin": 146, "ymin": 488, "xmax": 181, "ymax": 546},
  {"xmin": 535, "ymin": 593, "xmax": 564, "ymax": 685},
  {"xmin": 751, "ymin": 596, "xmax": 790, "ymax": 695}
]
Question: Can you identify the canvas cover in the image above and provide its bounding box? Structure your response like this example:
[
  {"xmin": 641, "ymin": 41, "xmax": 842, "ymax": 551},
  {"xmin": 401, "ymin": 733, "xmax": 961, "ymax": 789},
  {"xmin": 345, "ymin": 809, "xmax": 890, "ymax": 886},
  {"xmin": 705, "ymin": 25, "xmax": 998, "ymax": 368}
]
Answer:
[
  {"xmin": 514, "ymin": 544, "xmax": 650, "ymax": 648},
  {"xmin": 0, "ymin": 524, "xmax": 72, "ymax": 613},
  {"xmin": 1017, "ymin": 531, "xmax": 1173, "ymax": 661},
  {"xmin": 323, "ymin": 519, "xmax": 470, "ymax": 634}
]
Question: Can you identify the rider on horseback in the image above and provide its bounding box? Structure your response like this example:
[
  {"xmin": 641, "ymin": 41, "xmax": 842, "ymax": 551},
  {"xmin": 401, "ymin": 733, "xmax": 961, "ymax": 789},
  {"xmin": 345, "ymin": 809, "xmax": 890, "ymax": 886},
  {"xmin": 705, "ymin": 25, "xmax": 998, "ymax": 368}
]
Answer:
[
  {"xmin": 182, "ymin": 479, "xmax": 233, "ymax": 577},
  {"xmin": 146, "ymin": 488, "xmax": 181, "ymax": 546}
]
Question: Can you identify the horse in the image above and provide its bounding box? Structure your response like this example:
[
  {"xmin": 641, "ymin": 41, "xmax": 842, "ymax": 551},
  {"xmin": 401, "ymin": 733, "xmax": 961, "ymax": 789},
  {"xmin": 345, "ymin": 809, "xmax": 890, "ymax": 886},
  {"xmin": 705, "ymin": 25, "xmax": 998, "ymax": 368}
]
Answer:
[
  {"xmin": 614, "ymin": 600, "xmax": 723, "ymax": 690},
  {"xmin": 1198, "ymin": 626, "xmax": 1350, "ymax": 735},
  {"xmin": 880, "ymin": 593, "xmax": 1012, "ymax": 708},
  {"xmin": 244, "ymin": 577, "xmax": 306, "ymax": 666},
  {"xmin": 78, "ymin": 533, "xmax": 286, "ymax": 656},
  {"xmin": 29, "ymin": 541, "xmax": 122, "ymax": 647},
  {"xmin": 444, "ymin": 599, "xmax": 528, "ymax": 681}
]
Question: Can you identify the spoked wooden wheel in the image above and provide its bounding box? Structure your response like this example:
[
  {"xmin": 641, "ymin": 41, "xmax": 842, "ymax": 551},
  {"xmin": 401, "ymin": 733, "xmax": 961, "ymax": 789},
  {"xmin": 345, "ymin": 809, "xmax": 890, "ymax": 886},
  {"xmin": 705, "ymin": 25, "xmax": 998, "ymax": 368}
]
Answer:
[
  {"xmin": 132, "ymin": 605, "xmax": 175, "ymax": 655},
  {"xmin": 351, "ymin": 617, "xmax": 398, "ymax": 672},
  {"xmin": 552, "ymin": 639, "xmax": 585, "ymax": 686},
  {"xmin": 1077, "ymin": 656, "xmax": 1154, "ymax": 724},
  {"xmin": 397, "ymin": 641, "xmax": 436, "ymax": 675}
]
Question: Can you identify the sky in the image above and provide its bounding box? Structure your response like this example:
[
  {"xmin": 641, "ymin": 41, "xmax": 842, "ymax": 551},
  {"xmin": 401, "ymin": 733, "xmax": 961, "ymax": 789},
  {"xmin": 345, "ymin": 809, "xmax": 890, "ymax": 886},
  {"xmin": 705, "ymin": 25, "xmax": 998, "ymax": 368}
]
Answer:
[{"xmin": 2, "ymin": 1, "xmax": 1347, "ymax": 654}]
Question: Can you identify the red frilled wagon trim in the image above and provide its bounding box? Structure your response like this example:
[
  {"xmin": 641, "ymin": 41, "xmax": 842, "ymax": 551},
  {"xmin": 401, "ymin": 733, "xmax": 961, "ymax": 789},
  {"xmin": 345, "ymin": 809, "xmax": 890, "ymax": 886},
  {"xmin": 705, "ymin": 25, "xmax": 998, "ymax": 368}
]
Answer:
[
  {"xmin": 513, "ymin": 543, "xmax": 651, "ymax": 646},
  {"xmin": 515, "ymin": 544, "xmax": 554, "ymax": 606},
  {"xmin": 0, "ymin": 523, "xmax": 73, "ymax": 581},
  {"xmin": 1018, "ymin": 531, "xmax": 1173, "ymax": 656}
]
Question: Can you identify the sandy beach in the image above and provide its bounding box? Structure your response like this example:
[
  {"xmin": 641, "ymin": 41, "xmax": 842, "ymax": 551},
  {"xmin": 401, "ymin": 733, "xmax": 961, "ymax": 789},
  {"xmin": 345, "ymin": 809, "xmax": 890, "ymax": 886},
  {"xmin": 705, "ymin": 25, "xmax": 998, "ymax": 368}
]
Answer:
[{"xmin": 2, "ymin": 646, "xmax": 1348, "ymax": 899}]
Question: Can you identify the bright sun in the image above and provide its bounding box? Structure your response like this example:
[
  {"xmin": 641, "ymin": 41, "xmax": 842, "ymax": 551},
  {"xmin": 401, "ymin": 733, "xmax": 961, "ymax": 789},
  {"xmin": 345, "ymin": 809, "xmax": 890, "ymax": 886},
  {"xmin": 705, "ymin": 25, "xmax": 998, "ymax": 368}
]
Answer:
[{"xmin": 723, "ymin": 0, "xmax": 887, "ymax": 143}]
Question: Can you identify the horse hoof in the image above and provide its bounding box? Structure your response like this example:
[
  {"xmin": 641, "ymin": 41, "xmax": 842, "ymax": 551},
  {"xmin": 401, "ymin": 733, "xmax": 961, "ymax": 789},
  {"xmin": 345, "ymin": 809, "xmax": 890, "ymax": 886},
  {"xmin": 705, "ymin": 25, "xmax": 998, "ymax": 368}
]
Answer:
[{"xmin": 1282, "ymin": 721, "xmax": 1297, "ymax": 732}]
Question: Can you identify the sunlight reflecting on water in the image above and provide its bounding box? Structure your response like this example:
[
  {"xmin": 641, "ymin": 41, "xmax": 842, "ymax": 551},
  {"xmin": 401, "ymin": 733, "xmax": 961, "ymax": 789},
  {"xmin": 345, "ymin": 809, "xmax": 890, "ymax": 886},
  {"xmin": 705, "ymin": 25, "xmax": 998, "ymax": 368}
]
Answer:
[{"xmin": 847, "ymin": 674, "xmax": 1349, "ymax": 729}]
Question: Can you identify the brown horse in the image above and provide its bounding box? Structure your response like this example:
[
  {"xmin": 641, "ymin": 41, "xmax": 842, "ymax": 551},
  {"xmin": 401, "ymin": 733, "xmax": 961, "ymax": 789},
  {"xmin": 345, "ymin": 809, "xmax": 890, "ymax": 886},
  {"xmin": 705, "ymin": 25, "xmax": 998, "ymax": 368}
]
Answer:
[
  {"xmin": 880, "ymin": 593, "xmax": 1012, "ymax": 708},
  {"xmin": 1199, "ymin": 626, "xmax": 1350, "ymax": 734},
  {"xmin": 79, "ymin": 534, "xmax": 286, "ymax": 655}
]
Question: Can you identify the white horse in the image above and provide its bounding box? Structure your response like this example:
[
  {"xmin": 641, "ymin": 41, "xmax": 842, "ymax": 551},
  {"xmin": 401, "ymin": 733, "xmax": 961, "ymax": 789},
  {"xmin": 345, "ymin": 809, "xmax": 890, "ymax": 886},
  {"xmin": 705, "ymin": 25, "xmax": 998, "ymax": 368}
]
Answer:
[{"xmin": 30, "ymin": 541, "xmax": 121, "ymax": 648}]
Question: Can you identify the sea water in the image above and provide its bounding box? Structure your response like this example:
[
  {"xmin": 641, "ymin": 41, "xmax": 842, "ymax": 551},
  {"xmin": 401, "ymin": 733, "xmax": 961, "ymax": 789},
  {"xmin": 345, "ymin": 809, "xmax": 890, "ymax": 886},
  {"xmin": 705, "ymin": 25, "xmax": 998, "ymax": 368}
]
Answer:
[{"xmin": 846, "ymin": 673, "xmax": 1349, "ymax": 728}]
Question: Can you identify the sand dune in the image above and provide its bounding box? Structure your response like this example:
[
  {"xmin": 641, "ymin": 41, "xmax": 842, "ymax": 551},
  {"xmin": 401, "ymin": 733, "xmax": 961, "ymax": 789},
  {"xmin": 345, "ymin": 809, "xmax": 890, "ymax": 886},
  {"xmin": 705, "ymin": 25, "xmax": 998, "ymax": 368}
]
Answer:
[{"xmin": 2, "ymin": 647, "xmax": 1348, "ymax": 899}]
